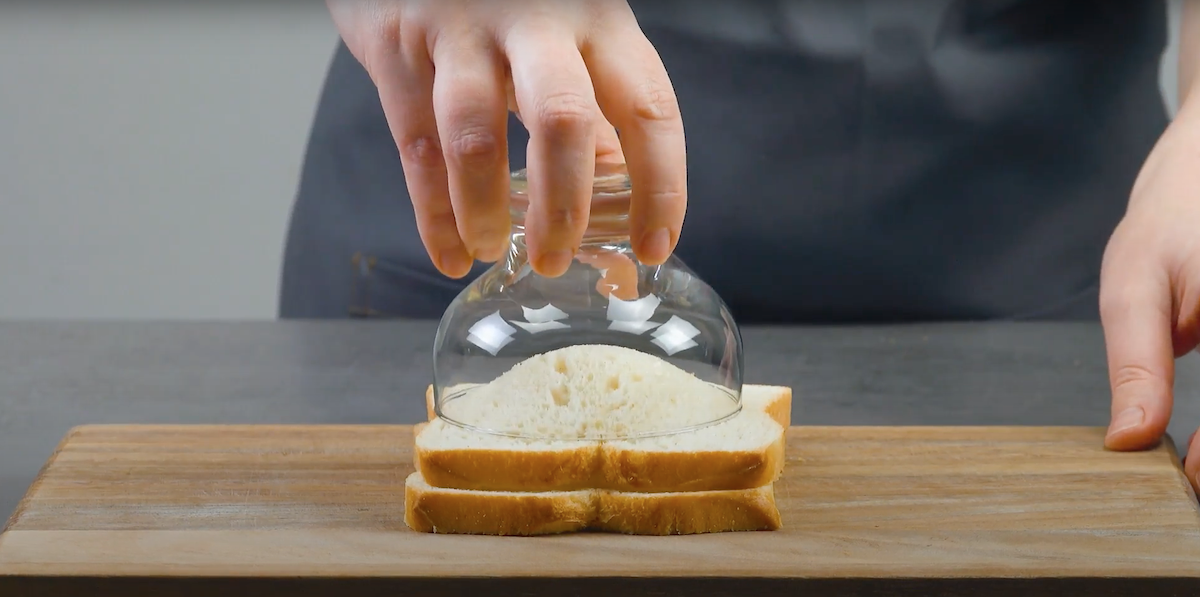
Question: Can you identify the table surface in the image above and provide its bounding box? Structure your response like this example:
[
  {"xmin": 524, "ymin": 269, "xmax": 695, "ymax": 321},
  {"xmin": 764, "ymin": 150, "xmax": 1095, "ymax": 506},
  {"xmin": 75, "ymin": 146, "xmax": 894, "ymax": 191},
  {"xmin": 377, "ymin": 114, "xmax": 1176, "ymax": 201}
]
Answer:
[{"xmin": 3, "ymin": 320, "xmax": 1199, "ymax": 523}]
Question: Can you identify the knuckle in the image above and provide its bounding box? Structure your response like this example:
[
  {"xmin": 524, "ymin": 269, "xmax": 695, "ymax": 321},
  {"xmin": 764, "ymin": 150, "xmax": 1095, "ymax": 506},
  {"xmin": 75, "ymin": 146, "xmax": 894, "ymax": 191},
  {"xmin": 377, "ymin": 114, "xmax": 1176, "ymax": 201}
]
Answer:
[
  {"xmin": 361, "ymin": 22, "xmax": 407, "ymax": 81},
  {"xmin": 635, "ymin": 187, "xmax": 687, "ymax": 218},
  {"xmin": 534, "ymin": 92, "xmax": 595, "ymax": 135},
  {"xmin": 375, "ymin": 10, "xmax": 403, "ymax": 52},
  {"xmin": 361, "ymin": 9, "xmax": 428, "ymax": 77},
  {"xmin": 1110, "ymin": 363, "xmax": 1160, "ymax": 392},
  {"xmin": 543, "ymin": 204, "xmax": 590, "ymax": 231},
  {"xmin": 630, "ymin": 80, "xmax": 680, "ymax": 122},
  {"xmin": 445, "ymin": 125, "xmax": 502, "ymax": 168},
  {"xmin": 645, "ymin": 187, "xmax": 685, "ymax": 207},
  {"xmin": 398, "ymin": 134, "xmax": 443, "ymax": 169},
  {"xmin": 363, "ymin": 11, "xmax": 403, "ymax": 63}
]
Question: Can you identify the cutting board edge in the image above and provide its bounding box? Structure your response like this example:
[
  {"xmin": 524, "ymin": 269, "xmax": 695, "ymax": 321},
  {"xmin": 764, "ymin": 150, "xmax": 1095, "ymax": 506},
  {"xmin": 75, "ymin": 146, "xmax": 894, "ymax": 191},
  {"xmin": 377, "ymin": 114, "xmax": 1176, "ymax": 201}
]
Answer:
[
  {"xmin": 2, "ymin": 424, "xmax": 82, "ymax": 534},
  {"xmin": 4, "ymin": 531, "xmax": 1200, "ymax": 580}
]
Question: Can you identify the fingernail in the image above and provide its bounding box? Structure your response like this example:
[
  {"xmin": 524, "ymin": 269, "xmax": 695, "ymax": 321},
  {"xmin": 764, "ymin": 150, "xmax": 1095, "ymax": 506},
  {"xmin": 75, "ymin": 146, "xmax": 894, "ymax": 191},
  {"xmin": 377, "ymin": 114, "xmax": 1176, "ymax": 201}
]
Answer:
[
  {"xmin": 536, "ymin": 250, "xmax": 575, "ymax": 276},
  {"xmin": 640, "ymin": 228, "xmax": 671, "ymax": 262},
  {"xmin": 1107, "ymin": 406, "xmax": 1145, "ymax": 438}
]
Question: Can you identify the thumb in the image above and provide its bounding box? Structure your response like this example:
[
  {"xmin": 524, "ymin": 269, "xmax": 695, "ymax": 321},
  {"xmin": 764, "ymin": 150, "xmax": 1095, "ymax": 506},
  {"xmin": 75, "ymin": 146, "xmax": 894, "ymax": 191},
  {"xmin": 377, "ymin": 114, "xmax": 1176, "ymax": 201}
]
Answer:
[{"xmin": 1099, "ymin": 266, "xmax": 1176, "ymax": 451}]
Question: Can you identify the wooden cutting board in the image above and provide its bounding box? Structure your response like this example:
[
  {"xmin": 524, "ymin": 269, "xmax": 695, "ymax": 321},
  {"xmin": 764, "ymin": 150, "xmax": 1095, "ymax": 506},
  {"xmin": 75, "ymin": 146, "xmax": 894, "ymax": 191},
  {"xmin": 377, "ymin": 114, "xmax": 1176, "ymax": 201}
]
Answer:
[{"xmin": 2, "ymin": 425, "xmax": 1199, "ymax": 597}]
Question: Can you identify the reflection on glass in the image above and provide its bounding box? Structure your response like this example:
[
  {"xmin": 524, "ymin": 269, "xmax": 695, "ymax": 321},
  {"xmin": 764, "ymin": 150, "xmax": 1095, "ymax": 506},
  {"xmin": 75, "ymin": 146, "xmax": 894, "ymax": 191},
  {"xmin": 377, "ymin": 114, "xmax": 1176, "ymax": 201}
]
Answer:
[{"xmin": 433, "ymin": 163, "xmax": 743, "ymax": 440}]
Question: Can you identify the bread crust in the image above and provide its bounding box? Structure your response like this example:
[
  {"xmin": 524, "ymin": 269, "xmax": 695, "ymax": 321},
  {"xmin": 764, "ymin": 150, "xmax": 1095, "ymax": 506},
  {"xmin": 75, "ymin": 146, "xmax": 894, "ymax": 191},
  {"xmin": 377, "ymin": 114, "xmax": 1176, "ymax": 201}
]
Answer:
[
  {"xmin": 403, "ymin": 472, "xmax": 781, "ymax": 536},
  {"xmin": 594, "ymin": 484, "xmax": 782, "ymax": 535},
  {"xmin": 417, "ymin": 385, "xmax": 791, "ymax": 493},
  {"xmin": 601, "ymin": 437, "xmax": 787, "ymax": 492},
  {"xmin": 404, "ymin": 474, "xmax": 591, "ymax": 536},
  {"xmin": 418, "ymin": 443, "xmax": 604, "ymax": 492}
]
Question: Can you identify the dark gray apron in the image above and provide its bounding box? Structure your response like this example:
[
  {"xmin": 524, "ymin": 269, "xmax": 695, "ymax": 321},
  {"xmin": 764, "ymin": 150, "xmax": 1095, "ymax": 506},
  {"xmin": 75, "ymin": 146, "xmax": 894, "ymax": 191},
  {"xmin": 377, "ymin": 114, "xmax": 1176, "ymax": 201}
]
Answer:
[{"xmin": 279, "ymin": 0, "xmax": 1169, "ymax": 323}]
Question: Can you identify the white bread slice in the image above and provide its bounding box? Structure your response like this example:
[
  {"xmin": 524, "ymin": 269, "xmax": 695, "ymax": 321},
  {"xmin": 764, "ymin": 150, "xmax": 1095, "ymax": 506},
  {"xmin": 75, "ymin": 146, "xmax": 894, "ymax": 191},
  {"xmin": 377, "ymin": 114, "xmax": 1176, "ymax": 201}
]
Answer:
[
  {"xmin": 435, "ymin": 345, "xmax": 740, "ymax": 440},
  {"xmin": 403, "ymin": 471, "xmax": 782, "ymax": 535},
  {"xmin": 416, "ymin": 384, "xmax": 791, "ymax": 493}
]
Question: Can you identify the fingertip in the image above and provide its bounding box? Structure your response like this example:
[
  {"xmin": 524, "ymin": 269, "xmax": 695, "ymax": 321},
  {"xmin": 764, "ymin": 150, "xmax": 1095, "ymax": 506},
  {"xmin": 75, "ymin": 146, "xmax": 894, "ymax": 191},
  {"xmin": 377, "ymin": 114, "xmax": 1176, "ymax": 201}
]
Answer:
[
  {"xmin": 1104, "ymin": 395, "xmax": 1172, "ymax": 451},
  {"xmin": 1103, "ymin": 418, "xmax": 1158, "ymax": 452},
  {"xmin": 1098, "ymin": 263, "xmax": 1176, "ymax": 452},
  {"xmin": 435, "ymin": 246, "xmax": 475, "ymax": 280},
  {"xmin": 464, "ymin": 222, "xmax": 513, "ymax": 265},
  {"xmin": 532, "ymin": 248, "xmax": 576, "ymax": 278},
  {"xmin": 635, "ymin": 227, "xmax": 673, "ymax": 265}
]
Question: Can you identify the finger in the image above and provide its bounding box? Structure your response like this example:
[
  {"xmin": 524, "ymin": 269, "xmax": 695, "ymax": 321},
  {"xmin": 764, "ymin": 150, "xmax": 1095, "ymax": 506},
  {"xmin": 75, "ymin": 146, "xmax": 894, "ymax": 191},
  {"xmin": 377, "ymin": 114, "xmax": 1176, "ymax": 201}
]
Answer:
[
  {"xmin": 507, "ymin": 74, "xmax": 624, "ymax": 165},
  {"xmin": 431, "ymin": 32, "xmax": 512, "ymax": 264},
  {"xmin": 371, "ymin": 31, "xmax": 473, "ymax": 278},
  {"xmin": 583, "ymin": 11, "xmax": 687, "ymax": 265},
  {"xmin": 1100, "ymin": 258, "xmax": 1175, "ymax": 451},
  {"xmin": 593, "ymin": 112, "xmax": 625, "ymax": 165},
  {"xmin": 505, "ymin": 26, "xmax": 599, "ymax": 277}
]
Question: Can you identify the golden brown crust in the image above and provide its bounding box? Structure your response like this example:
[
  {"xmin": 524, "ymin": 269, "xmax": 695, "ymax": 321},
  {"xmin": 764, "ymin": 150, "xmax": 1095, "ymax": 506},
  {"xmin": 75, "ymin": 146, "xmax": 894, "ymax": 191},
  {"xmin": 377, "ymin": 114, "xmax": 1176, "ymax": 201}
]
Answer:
[
  {"xmin": 403, "ymin": 473, "xmax": 781, "ymax": 536},
  {"xmin": 416, "ymin": 440, "xmax": 784, "ymax": 493},
  {"xmin": 600, "ymin": 434, "xmax": 787, "ymax": 492},
  {"xmin": 595, "ymin": 485, "xmax": 781, "ymax": 534},
  {"xmin": 417, "ymin": 443, "xmax": 602, "ymax": 492},
  {"xmin": 404, "ymin": 475, "xmax": 591, "ymax": 535}
]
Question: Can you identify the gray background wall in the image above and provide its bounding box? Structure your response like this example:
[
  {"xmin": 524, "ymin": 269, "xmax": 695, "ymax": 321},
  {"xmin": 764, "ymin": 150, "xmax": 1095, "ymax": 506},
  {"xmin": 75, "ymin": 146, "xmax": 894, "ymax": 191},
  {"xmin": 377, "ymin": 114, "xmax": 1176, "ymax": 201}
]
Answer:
[
  {"xmin": 0, "ymin": 3, "xmax": 336, "ymax": 320},
  {"xmin": 0, "ymin": 1, "xmax": 1185, "ymax": 320}
]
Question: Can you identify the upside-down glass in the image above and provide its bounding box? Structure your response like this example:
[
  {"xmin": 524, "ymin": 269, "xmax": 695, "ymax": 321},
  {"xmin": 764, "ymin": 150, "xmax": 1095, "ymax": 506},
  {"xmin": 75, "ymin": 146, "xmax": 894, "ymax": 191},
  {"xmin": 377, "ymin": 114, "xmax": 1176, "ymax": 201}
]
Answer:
[{"xmin": 432, "ymin": 163, "xmax": 743, "ymax": 440}]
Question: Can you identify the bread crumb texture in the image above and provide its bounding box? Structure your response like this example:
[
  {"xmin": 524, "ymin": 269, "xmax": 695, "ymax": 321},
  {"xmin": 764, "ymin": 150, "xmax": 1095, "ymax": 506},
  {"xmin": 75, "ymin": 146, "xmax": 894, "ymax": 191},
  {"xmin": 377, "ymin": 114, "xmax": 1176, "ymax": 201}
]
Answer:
[{"xmin": 439, "ymin": 344, "xmax": 739, "ymax": 440}]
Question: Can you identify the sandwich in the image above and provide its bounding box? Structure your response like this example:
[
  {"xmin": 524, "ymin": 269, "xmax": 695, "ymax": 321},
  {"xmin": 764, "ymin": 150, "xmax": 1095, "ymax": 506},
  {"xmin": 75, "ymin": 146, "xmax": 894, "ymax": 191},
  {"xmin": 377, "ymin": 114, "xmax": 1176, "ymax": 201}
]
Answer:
[{"xmin": 403, "ymin": 344, "xmax": 793, "ymax": 535}]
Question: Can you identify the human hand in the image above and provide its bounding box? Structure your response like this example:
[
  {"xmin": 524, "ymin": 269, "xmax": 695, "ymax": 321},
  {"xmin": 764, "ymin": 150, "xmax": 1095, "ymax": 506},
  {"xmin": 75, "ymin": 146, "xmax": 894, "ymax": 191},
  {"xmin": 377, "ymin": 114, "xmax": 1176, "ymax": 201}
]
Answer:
[
  {"xmin": 326, "ymin": 0, "xmax": 687, "ymax": 278},
  {"xmin": 1099, "ymin": 103, "xmax": 1200, "ymax": 493}
]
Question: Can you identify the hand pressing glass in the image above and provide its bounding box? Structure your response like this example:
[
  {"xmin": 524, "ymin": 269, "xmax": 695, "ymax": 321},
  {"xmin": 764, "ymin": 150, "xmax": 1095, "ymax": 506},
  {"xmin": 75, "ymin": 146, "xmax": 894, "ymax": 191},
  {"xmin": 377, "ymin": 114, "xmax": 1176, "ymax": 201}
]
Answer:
[{"xmin": 326, "ymin": 0, "xmax": 687, "ymax": 278}]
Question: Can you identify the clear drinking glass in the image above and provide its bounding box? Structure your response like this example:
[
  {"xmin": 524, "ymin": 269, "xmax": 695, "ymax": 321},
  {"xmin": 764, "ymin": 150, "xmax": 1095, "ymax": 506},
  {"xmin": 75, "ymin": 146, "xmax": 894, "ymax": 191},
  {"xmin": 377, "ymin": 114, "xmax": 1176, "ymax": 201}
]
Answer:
[{"xmin": 432, "ymin": 163, "xmax": 743, "ymax": 440}]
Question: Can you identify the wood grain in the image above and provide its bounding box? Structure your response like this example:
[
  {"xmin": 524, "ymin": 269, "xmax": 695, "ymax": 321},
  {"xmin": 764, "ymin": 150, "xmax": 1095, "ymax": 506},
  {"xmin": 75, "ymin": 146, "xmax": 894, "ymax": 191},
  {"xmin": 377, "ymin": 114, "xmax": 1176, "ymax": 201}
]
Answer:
[{"xmin": 1, "ymin": 424, "xmax": 1199, "ymax": 597}]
